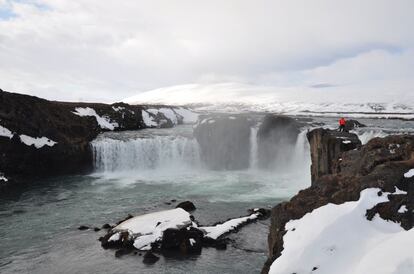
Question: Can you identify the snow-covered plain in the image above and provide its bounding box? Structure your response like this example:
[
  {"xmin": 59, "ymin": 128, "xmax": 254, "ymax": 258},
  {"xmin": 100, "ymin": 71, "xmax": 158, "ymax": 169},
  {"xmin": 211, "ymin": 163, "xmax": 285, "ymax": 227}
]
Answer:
[
  {"xmin": 123, "ymin": 83, "xmax": 414, "ymax": 118},
  {"xmin": 72, "ymin": 107, "xmax": 119, "ymax": 130},
  {"xmin": 269, "ymin": 188, "xmax": 413, "ymax": 274}
]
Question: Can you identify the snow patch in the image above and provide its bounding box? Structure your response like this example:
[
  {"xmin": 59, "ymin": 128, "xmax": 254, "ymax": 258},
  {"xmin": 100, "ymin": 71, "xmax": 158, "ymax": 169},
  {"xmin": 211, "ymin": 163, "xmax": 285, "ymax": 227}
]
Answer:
[
  {"xmin": 398, "ymin": 205, "xmax": 407, "ymax": 213},
  {"xmin": 73, "ymin": 107, "xmax": 118, "ymax": 130},
  {"xmin": 269, "ymin": 188, "xmax": 414, "ymax": 274},
  {"xmin": 0, "ymin": 173, "xmax": 8, "ymax": 182},
  {"xmin": 19, "ymin": 134, "xmax": 57, "ymax": 148},
  {"xmin": 112, "ymin": 106, "xmax": 125, "ymax": 112},
  {"xmin": 141, "ymin": 110, "xmax": 158, "ymax": 127},
  {"xmin": 147, "ymin": 108, "xmax": 178, "ymax": 125},
  {"xmin": 200, "ymin": 213, "xmax": 259, "ymax": 240},
  {"xmin": 0, "ymin": 125, "xmax": 13, "ymax": 139},
  {"xmin": 342, "ymin": 140, "xmax": 352, "ymax": 144},
  {"xmin": 404, "ymin": 169, "xmax": 414, "ymax": 178},
  {"xmin": 174, "ymin": 107, "xmax": 199, "ymax": 124}
]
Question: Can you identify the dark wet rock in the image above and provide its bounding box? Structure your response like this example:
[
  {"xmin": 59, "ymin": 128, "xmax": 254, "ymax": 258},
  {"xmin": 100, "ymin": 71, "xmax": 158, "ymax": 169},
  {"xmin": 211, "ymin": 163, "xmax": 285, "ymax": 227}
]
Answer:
[
  {"xmin": 344, "ymin": 119, "xmax": 366, "ymax": 131},
  {"xmin": 94, "ymin": 227, "xmax": 101, "ymax": 232},
  {"xmin": 115, "ymin": 248, "xmax": 134, "ymax": 258},
  {"xmin": 102, "ymin": 223, "xmax": 112, "ymax": 229},
  {"xmin": 262, "ymin": 134, "xmax": 414, "ymax": 274},
  {"xmin": 176, "ymin": 201, "xmax": 196, "ymax": 212},
  {"xmin": 161, "ymin": 227, "xmax": 203, "ymax": 255},
  {"xmin": 202, "ymin": 237, "xmax": 228, "ymax": 250},
  {"xmin": 78, "ymin": 225, "xmax": 89, "ymax": 230},
  {"xmin": 194, "ymin": 114, "xmax": 253, "ymax": 170},
  {"xmin": 307, "ymin": 128, "xmax": 361, "ymax": 185},
  {"xmin": 115, "ymin": 214, "xmax": 134, "ymax": 225},
  {"xmin": 143, "ymin": 251, "xmax": 160, "ymax": 264},
  {"xmin": 249, "ymin": 208, "xmax": 271, "ymax": 220},
  {"xmin": 171, "ymin": 199, "xmax": 177, "ymax": 202},
  {"xmin": 100, "ymin": 231, "xmax": 134, "ymax": 250},
  {"xmin": 257, "ymin": 115, "xmax": 301, "ymax": 169}
]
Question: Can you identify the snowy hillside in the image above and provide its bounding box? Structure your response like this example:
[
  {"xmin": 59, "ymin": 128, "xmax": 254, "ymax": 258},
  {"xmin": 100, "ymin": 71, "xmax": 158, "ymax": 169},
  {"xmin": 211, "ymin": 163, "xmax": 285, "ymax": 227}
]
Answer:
[
  {"xmin": 123, "ymin": 83, "xmax": 414, "ymax": 118},
  {"xmin": 269, "ymin": 188, "xmax": 414, "ymax": 274}
]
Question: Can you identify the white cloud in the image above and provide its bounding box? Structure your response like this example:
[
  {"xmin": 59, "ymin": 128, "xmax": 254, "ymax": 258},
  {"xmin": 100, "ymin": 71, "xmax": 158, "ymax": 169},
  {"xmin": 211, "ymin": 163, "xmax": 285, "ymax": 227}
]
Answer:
[{"xmin": 0, "ymin": 0, "xmax": 413, "ymax": 103}]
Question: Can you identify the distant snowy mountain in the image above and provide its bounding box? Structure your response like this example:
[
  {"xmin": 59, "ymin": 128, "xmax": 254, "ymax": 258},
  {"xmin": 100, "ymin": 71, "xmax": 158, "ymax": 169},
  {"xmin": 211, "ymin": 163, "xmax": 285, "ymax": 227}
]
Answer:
[{"xmin": 123, "ymin": 83, "xmax": 414, "ymax": 118}]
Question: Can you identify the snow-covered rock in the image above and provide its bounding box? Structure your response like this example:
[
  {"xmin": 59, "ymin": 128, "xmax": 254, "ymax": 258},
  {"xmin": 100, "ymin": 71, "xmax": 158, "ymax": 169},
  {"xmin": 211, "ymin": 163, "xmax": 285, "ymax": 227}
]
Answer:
[
  {"xmin": 269, "ymin": 188, "xmax": 414, "ymax": 274},
  {"xmin": 200, "ymin": 212, "xmax": 260, "ymax": 240},
  {"xmin": 73, "ymin": 107, "xmax": 119, "ymax": 130},
  {"xmin": 0, "ymin": 125, "xmax": 13, "ymax": 139},
  {"xmin": 141, "ymin": 110, "xmax": 158, "ymax": 127},
  {"xmin": 19, "ymin": 134, "xmax": 57, "ymax": 148},
  {"xmin": 112, "ymin": 208, "xmax": 192, "ymax": 250}
]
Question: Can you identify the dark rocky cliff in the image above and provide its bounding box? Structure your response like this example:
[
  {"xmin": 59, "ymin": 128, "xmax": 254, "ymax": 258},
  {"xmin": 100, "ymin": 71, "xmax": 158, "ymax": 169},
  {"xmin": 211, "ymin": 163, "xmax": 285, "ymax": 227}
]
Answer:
[
  {"xmin": 262, "ymin": 131, "xmax": 414, "ymax": 273},
  {"xmin": 0, "ymin": 90, "xmax": 181, "ymax": 189},
  {"xmin": 307, "ymin": 128, "xmax": 361, "ymax": 184}
]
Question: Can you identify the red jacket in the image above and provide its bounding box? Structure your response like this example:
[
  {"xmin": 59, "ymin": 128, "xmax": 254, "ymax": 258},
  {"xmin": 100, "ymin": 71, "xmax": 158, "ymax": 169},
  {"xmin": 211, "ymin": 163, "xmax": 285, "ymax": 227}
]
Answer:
[{"xmin": 339, "ymin": 118, "xmax": 346, "ymax": 126}]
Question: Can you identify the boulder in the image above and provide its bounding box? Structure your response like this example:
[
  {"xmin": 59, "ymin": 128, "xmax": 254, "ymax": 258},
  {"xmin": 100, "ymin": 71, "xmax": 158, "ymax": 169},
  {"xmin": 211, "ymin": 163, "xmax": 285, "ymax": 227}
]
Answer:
[
  {"xmin": 344, "ymin": 119, "xmax": 366, "ymax": 131},
  {"xmin": 161, "ymin": 227, "xmax": 203, "ymax": 255},
  {"xmin": 194, "ymin": 115, "xmax": 253, "ymax": 170},
  {"xmin": 257, "ymin": 115, "xmax": 301, "ymax": 169},
  {"xmin": 307, "ymin": 128, "xmax": 361, "ymax": 185},
  {"xmin": 176, "ymin": 201, "xmax": 196, "ymax": 212}
]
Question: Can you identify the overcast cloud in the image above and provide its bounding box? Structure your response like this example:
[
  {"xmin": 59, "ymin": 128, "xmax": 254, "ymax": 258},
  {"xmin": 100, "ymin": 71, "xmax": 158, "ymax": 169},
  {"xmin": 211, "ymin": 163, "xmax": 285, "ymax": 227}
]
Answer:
[{"xmin": 0, "ymin": 0, "xmax": 413, "ymax": 103}]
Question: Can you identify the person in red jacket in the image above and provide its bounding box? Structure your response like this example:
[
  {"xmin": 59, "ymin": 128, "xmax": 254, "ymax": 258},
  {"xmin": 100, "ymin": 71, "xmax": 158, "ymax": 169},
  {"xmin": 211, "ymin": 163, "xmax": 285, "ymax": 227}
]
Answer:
[{"xmin": 339, "ymin": 117, "xmax": 346, "ymax": 132}]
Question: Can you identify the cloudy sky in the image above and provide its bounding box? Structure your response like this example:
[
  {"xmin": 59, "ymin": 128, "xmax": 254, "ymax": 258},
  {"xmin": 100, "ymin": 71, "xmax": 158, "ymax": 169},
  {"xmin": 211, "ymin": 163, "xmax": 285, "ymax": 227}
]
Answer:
[{"xmin": 0, "ymin": 0, "xmax": 413, "ymax": 104}]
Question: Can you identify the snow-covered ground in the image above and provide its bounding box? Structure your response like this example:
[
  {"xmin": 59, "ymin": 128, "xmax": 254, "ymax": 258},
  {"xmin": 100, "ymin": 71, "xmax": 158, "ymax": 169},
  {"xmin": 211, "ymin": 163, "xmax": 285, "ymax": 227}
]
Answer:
[
  {"xmin": 123, "ymin": 83, "xmax": 414, "ymax": 119},
  {"xmin": 73, "ymin": 107, "xmax": 119, "ymax": 130},
  {"xmin": 141, "ymin": 107, "xmax": 199, "ymax": 127},
  {"xmin": 269, "ymin": 188, "xmax": 413, "ymax": 274}
]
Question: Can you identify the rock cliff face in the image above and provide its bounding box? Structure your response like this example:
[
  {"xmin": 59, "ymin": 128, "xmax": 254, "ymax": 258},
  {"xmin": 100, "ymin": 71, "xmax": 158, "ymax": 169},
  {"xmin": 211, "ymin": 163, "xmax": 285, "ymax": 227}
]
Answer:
[
  {"xmin": 307, "ymin": 128, "xmax": 361, "ymax": 184},
  {"xmin": 0, "ymin": 90, "xmax": 184, "ymax": 189},
  {"xmin": 262, "ymin": 132, "xmax": 414, "ymax": 273}
]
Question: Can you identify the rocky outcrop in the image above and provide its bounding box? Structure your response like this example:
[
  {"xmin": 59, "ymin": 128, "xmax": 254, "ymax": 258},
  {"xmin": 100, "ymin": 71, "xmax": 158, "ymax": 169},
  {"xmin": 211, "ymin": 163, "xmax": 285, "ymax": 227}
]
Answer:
[
  {"xmin": 0, "ymin": 90, "xmax": 186, "ymax": 189},
  {"xmin": 194, "ymin": 114, "xmax": 253, "ymax": 170},
  {"xmin": 307, "ymin": 128, "xmax": 361, "ymax": 184},
  {"xmin": 345, "ymin": 119, "xmax": 366, "ymax": 131},
  {"xmin": 257, "ymin": 115, "xmax": 301, "ymax": 169},
  {"xmin": 262, "ymin": 134, "xmax": 414, "ymax": 273}
]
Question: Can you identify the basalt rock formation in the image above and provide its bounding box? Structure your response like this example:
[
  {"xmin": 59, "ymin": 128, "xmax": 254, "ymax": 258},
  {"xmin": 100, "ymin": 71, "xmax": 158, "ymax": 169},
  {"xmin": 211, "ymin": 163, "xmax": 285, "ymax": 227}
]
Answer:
[
  {"xmin": 307, "ymin": 128, "xmax": 361, "ymax": 184},
  {"xmin": 262, "ymin": 132, "xmax": 414, "ymax": 274}
]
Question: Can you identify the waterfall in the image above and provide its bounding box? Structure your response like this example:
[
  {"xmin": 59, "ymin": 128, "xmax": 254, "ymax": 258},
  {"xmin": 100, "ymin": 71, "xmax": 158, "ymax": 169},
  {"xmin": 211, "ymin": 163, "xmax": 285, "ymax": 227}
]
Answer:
[
  {"xmin": 91, "ymin": 125, "xmax": 311, "ymax": 177},
  {"xmin": 249, "ymin": 126, "xmax": 259, "ymax": 169},
  {"xmin": 92, "ymin": 135, "xmax": 201, "ymax": 172}
]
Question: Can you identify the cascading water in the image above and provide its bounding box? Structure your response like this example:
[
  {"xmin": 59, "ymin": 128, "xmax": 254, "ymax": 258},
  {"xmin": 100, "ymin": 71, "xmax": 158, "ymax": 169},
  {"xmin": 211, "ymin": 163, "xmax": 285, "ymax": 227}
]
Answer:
[
  {"xmin": 249, "ymin": 126, "xmax": 259, "ymax": 169},
  {"xmin": 92, "ymin": 135, "xmax": 201, "ymax": 172}
]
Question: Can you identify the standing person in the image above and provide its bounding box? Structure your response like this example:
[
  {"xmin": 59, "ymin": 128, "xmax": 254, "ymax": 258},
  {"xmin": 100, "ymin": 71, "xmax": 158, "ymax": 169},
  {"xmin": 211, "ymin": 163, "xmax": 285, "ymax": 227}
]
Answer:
[{"xmin": 339, "ymin": 117, "xmax": 346, "ymax": 132}]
